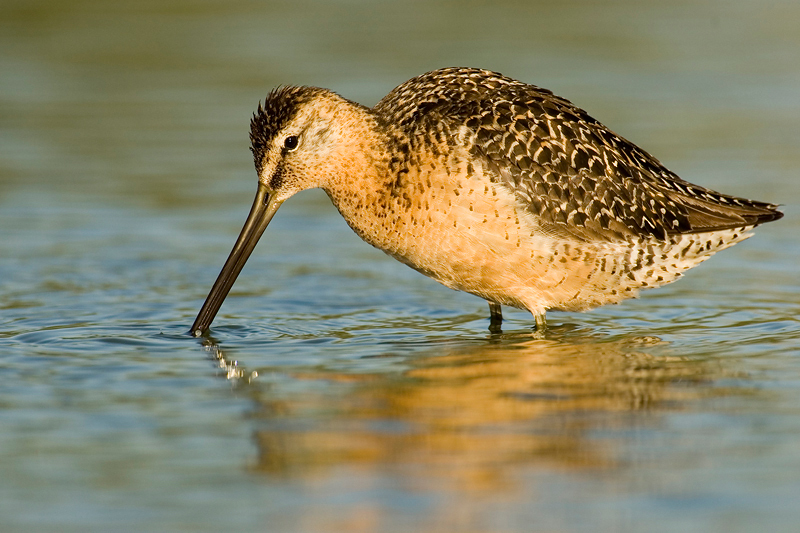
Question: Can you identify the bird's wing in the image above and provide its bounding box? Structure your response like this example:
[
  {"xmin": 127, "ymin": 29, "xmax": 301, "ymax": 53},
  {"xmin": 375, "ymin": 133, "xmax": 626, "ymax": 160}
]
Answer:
[{"xmin": 465, "ymin": 87, "xmax": 781, "ymax": 242}]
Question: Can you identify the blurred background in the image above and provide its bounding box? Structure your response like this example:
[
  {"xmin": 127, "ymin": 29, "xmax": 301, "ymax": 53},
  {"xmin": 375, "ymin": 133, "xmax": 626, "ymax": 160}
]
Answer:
[{"xmin": 1, "ymin": 0, "xmax": 799, "ymax": 532}]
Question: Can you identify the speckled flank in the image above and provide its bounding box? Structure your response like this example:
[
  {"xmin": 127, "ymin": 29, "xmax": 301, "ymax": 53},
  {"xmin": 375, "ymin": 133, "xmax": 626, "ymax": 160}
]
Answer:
[{"xmin": 224, "ymin": 67, "xmax": 783, "ymax": 330}]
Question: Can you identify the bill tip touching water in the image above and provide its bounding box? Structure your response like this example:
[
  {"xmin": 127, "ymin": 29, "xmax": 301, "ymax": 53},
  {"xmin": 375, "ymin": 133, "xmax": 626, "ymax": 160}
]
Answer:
[{"xmin": 189, "ymin": 67, "xmax": 782, "ymax": 337}]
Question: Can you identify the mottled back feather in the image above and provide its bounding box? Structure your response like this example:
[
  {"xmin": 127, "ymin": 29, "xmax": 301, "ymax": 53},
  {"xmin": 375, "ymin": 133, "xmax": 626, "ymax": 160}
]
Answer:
[{"xmin": 375, "ymin": 67, "xmax": 782, "ymax": 242}]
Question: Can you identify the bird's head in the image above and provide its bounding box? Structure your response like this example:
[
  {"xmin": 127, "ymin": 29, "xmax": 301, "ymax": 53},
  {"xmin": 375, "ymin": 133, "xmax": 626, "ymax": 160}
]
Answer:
[{"xmin": 190, "ymin": 86, "xmax": 372, "ymax": 336}]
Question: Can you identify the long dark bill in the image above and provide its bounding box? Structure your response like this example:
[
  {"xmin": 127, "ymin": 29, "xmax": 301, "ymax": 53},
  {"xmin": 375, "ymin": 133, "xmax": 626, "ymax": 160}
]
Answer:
[{"xmin": 190, "ymin": 182, "xmax": 281, "ymax": 337}]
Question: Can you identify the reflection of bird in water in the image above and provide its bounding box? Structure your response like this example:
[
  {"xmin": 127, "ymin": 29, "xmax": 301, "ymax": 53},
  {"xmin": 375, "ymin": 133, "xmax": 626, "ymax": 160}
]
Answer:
[
  {"xmin": 190, "ymin": 67, "xmax": 782, "ymax": 335},
  {"xmin": 244, "ymin": 333, "xmax": 715, "ymax": 488}
]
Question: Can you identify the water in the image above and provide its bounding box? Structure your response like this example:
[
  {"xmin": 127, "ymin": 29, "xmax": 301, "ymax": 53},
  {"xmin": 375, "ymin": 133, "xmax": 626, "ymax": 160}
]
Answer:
[{"xmin": 2, "ymin": 0, "xmax": 799, "ymax": 531}]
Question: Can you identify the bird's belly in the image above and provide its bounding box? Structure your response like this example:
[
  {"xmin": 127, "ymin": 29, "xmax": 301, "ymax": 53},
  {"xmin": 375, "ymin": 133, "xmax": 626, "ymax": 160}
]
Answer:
[
  {"xmin": 361, "ymin": 181, "xmax": 608, "ymax": 313},
  {"xmin": 373, "ymin": 206, "xmax": 725, "ymax": 315},
  {"xmin": 387, "ymin": 219, "xmax": 601, "ymax": 313}
]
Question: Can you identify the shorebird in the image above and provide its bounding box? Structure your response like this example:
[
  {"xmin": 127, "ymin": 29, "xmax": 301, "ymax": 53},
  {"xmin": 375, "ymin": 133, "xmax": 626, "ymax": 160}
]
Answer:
[{"xmin": 190, "ymin": 67, "xmax": 782, "ymax": 336}]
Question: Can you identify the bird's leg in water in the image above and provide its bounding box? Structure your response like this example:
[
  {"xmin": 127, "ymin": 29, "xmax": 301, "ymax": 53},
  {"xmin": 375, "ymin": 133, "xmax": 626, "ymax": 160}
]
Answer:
[{"xmin": 488, "ymin": 301, "xmax": 502, "ymax": 333}]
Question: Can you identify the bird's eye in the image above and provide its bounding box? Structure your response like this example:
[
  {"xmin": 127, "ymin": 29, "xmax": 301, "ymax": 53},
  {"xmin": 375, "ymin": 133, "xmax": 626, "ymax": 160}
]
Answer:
[{"xmin": 284, "ymin": 135, "xmax": 299, "ymax": 151}]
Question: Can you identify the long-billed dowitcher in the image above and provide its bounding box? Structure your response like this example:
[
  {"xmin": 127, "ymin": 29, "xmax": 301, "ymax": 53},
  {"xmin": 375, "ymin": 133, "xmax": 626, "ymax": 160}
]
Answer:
[{"xmin": 190, "ymin": 67, "xmax": 782, "ymax": 336}]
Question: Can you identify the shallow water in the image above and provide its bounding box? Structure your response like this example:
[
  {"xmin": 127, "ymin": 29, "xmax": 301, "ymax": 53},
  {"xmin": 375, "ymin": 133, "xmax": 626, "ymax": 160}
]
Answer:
[{"xmin": 2, "ymin": 0, "xmax": 799, "ymax": 531}]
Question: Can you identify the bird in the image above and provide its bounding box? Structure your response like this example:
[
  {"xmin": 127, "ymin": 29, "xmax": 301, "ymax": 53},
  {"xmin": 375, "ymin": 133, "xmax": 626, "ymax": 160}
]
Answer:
[{"xmin": 190, "ymin": 67, "xmax": 782, "ymax": 336}]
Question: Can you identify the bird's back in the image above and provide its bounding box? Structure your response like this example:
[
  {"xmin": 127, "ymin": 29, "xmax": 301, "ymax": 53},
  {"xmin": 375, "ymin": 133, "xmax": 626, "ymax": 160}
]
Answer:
[{"xmin": 375, "ymin": 67, "xmax": 782, "ymax": 244}]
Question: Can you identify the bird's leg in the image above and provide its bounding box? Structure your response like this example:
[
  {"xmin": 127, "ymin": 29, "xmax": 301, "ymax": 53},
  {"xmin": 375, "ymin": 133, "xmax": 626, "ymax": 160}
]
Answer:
[
  {"xmin": 488, "ymin": 302, "xmax": 503, "ymax": 333},
  {"xmin": 534, "ymin": 312, "xmax": 547, "ymax": 331}
]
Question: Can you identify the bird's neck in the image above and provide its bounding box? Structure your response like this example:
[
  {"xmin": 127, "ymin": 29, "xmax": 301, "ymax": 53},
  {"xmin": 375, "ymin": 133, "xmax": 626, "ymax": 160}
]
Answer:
[
  {"xmin": 321, "ymin": 119, "xmax": 418, "ymax": 252},
  {"xmin": 323, "ymin": 155, "xmax": 393, "ymax": 247}
]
